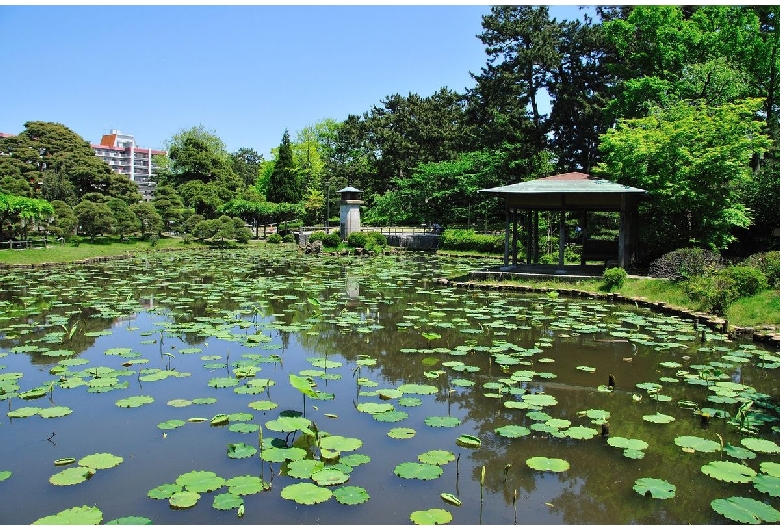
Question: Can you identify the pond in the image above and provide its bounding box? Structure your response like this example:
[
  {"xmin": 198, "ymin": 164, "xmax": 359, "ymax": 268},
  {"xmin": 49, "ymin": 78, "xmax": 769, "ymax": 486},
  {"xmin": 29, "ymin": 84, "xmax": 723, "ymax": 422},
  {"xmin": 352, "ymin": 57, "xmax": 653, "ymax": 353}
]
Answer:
[{"xmin": 0, "ymin": 247, "xmax": 779, "ymax": 525}]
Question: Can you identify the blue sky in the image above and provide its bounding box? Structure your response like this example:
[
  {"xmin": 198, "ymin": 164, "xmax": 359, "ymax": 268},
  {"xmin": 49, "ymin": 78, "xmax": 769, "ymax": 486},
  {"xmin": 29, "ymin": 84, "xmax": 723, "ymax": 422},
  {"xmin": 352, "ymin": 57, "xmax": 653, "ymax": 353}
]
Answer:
[{"xmin": 0, "ymin": 4, "xmax": 592, "ymax": 159}]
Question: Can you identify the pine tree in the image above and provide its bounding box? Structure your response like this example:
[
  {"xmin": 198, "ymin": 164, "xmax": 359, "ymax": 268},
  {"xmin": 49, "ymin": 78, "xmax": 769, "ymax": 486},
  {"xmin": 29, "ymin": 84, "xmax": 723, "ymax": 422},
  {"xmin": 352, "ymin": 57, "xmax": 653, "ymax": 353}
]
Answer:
[{"xmin": 267, "ymin": 130, "xmax": 301, "ymax": 204}]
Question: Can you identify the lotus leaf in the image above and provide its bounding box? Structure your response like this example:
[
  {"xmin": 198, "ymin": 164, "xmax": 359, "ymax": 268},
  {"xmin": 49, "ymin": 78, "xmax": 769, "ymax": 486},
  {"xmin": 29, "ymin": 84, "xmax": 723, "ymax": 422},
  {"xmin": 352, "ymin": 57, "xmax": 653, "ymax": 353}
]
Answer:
[
  {"xmin": 38, "ymin": 406, "xmax": 72, "ymax": 418},
  {"xmin": 0, "ymin": 470, "xmax": 11, "ymax": 481},
  {"xmin": 607, "ymin": 437, "xmax": 649, "ymax": 451},
  {"xmin": 397, "ymin": 383, "xmax": 438, "ymax": 395},
  {"xmin": 394, "ymin": 462, "xmax": 444, "ymax": 480},
  {"xmin": 398, "ymin": 397, "xmax": 423, "ymax": 407},
  {"xmin": 212, "ymin": 492, "xmax": 244, "ymax": 510},
  {"xmin": 357, "ymin": 402, "xmax": 394, "ymax": 414},
  {"xmin": 425, "ymin": 416, "xmax": 461, "ymax": 428},
  {"xmin": 418, "ymin": 450, "xmax": 455, "ymax": 465},
  {"xmin": 562, "ymin": 426, "xmax": 599, "ymax": 440},
  {"xmin": 32, "ymin": 505, "xmax": 103, "ymax": 525},
  {"xmin": 158, "ymin": 419, "xmax": 186, "ymax": 430},
  {"xmin": 340, "ymin": 453, "xmax": 371, "ymax": 467},
  {"xmin": 289, "ymin": 374, "xmax": 317, "ymax": 397},
  {"xmin": 526, "ymin": 456, "xmax": 569, "ymax": 472},
  {"xmin": 633, "ymin": 477, "xmax": 676, "ymax": 499},
  {"xmin": 701, "ymin": 461, "xmax": 757, "ymax": 483},
  {"xmin": 167, "ymin": 399, "xmax": 192, "ymax": 407},
  {"xmin": 312, "ymin": 468, "xmax": 349, "ymax": 486},
  {"xmin": 319, "ymin": 435, "xmax": 363, "ymax": 452},
  {"xmin": 287, "ymin": 459, "xmax": 325, "ymax": 479},
  {"xmin": 450, "ymin": 378, "xmax": 475, "ymax": 388},
  {"xmin": 753, "ymin": 474, "xmax": 780, "ymax": 497},
  {"xmin": 372, "ymin": 410, "xmax": 408, "ymax": 422},
  {"xmin": 761, "ymin": 462, "xmax": 780, "ymax": 477},
  {"xmin": 724, "ymin": 444, "xmax": 757, "ymax": 460},
  {"xmin": 78, "ymin": 453, "xmax": 123, "ymax": 470},
  {"xmin": 674, "ymin": 435, "xmax": 721, "ymax": 453},
  {"xmin": 280, "ymin": 482, "xmax": 332, "ymax": 505},
  {"xmin": 248, "ymin": 400, "xmax": 278, "ymax": 411},
  {"xmin": 175, "ymin": 470, "xmax": 225, "ymax": 493},
  {"xmin": 410, "ymin": 508, "xmax": 452, "ymax": 525},
  {"xmin": 261, "ymin": 446, "xmax": 307, "ymax": 463},
  {"xmin": 455, "ymin": 434, "xmax": 482, "ymax": 449},
  {"xmin": 265, "ymin": 416, "xmax": 312, "ymax": 433},
  {"xmin": 169, "ymin": 491, "xmax": 200, "ymax": 509},
  {"xmin": 504, "ymin": 400, "xmax": 532, "ymax": 410},
  {"xmin": 741, "ymin": 437, "xmax": 780, "ymax": 454},
  {"xmin": 377, "ymin": 388, "xmax": 403, "ymax": 399},
  {"xmin": 711, "ymin": 496, "xmax": 780, "ymax": 524},
  {"xmin": 440, "ymin": 492, "xmax": 461, "ymax": 507},
  {"xmin": 388, "ymin": 427, "xmax": 416, "ymax": 439},
  {"xmin": 115, "ymin": 395, "xmax": 154, "ymax": 408},
  {"xmin": 576, "ymin": 365, "xmax": 596, "ymax": 373},
  {"xmin": 8, "ymin": 406, "xmax": 42, "ymax": 418},
  {"xmin": 229, "ymin": 422, "xmax": 259, "ymax": 433},
  {"xmin": 147, "ymin": 483, "xmax": 182, "ymax": 499},
  {"xmin": 49, "ymin": 466, "xmax": 94, "ymax": 486},
  {"xmin": 226, "ymin": 475, "xmax": 268, "ymax": 495},
  {"xmin": 210, "ymin": 414, "xmax": 230, "ymax": 426},
  {"xmin": 495, "ymin": 425, "xmax": 531, "ymax": 438},
  {"xmin": 227, "ymin": 443, "xmax": 257, "ymax": 459},
  {"xmin": 208, "ymin": 377, "xmax": 240, "ymax": 388},
  {"xmin": 333, "ymin": 485, "xmax": 370, "ymax": 505},
  {"xmin": 642, "ymin": 412, "xmax": 676, "ymax": 424},
  {"xmin": 523, "ymin": 393, "xmax": 558, "ymax": 407},
  {"xmin": 104, "ymin": 516, "xmax": 153, "ymax": 524}
]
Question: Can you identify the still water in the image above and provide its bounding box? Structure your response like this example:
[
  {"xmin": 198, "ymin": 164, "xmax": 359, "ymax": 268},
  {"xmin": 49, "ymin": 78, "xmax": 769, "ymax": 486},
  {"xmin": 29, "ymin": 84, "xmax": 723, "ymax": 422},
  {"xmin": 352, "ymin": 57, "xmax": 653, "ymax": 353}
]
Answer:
[{"xmin": 0, "ymin": 247, "xmax": 778, "ymax": 524}]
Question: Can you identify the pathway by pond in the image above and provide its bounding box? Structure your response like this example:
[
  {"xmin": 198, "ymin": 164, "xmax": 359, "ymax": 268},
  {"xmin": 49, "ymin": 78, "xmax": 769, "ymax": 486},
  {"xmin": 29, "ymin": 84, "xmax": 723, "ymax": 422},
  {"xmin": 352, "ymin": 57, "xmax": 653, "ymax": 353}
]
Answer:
[{"xmin": 0, "ymin": 248, "xmax": 778, "ymax": 524}]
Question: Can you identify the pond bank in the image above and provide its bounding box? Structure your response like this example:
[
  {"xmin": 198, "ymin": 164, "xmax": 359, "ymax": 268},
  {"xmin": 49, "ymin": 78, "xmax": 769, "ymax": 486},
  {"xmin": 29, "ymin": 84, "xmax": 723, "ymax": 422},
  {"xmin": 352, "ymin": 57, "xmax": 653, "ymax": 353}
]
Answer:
[{"xmin": 436, "ymin": 276, "xmax": 780, "ymax": 350}]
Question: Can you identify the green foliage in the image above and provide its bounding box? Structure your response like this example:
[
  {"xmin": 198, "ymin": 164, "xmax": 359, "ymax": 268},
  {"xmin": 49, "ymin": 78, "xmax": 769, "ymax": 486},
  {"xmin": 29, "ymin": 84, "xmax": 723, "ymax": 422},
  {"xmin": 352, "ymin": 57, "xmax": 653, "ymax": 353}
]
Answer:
[
  {"xmin": 323, "ymin": 232, "xmax": 341, "ymax": 248},
  {"xmin": 685, "ymin": 266, "xmax": 769, "ymax": 315},
  {"xmin": 267, "ymin": 233, "xmax": 283, "ymax": 244},
  {"xmin": 741, "ymin": 251, "xmax": 780, "ymax": 288},
  {"xmin": 439, "ymin": 229, "xmax": 504, "ymax": 253},
  {"xmin": 347, "ymin": 232, "xmax": 367, "ymax": 248},
  {"xmin": 649, "ymin": 248, "xmax": 724, "ymax": 281},
  {"xmin": 282, "ymin": 233, "xmax": 295, "ymax": 243},
  {"xmin": 308, "ymin": 230, "xmax": 327, "ymax": 243},
  {"xmin": 602, "ymin": 267, "xmax": 627, "ymax": 290},
  {"xmin": 267, "ymin": 130, "xmax": 302, "ymax": 204}
]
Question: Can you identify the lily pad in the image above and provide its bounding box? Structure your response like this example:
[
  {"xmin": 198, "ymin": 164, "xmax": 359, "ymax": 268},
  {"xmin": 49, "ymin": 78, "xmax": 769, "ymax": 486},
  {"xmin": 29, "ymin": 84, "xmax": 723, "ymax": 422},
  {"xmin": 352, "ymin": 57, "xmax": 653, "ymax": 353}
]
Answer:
[
  {"xmin": 78, "ymin": 452, "xmax": 123, "ymax": 470},
  {"xmin": 212, "ymin": 492, "xmax": 244, "ymax": 510},
  {"xmin": 226, "ymin": 475, "xmax": 268, "ymax": 495},
  {"xmin": 410, "ymin": 508, "xmax": 452, "ymax": 525},
  {"xmin": 280, "ymin": 482, "xmax": 332, "ymax": 505},
  {"xmin": 320, "ymin": 435, "xmax": 362, "ymax": 452},
  {"xmin": 495, "ymin": 425, "xmax": 531, "ymax": 438},
  {"xmin": 642, "ymin": 412, "xmax": 676, "ymax": 424},
  {"xmin": 32, "ymin": 505, "xmax": 103, "ymax": 525},
  {"xmin": 287, "ymin": 459, "xmax": 325, "ymax": 479},
  {"xmin": 753, "ymin": 474, "xmax": 780, "ymax": 497},
  {"xmin": 674, "ymin": 435, "xmax": 721, "ymax": 453},
  {"xmin": 49, "ymin": 466, "xmax": 94, "ymax": 486},
  {"xmin": 311, "ymin": 468, "xmax": 350, "ymax": 486},
  {"xmin": 169, "ymin": 490, "xmax": 200, "ymax": 509},
  {"xmin": 633, "ymin": 477, "xmax": 676, "ymax": 499},
  {"xmin": 424, "ymin": 416, "xmax": 461, "ymax": 428},
  {"xmin": 388, "ymin": 427, "xmax": 416, "ymax": 439},
  {"xmin": 105, "ymin": 516, "xmax": 153, "ymax": 524},
  {"xmin": 418, "ymin": 450, "xmax": 455, "ymax": 465},
  {"xmin": 741, "ymin": 437, "xmax": 780, "ymax": 454},
  {"xmin": 158, "ymin": 419, "xmax": 186, "ymax": 430},
  {"xmin": 526, "ymin": 456, "xmax": 570, "ymax": 472},
  {"xmin": 456, "ymin": 434, "xmax": 481, "ymax": 448},
  {"xmin": 227, "ymin": 443, "xmax": 257, "ymax": 459},
  {"xmin": 711, "ymin": 496, "xmax": 780, "ymax": 524},
  {"xmin": 394, "ymin": 462, "xmax": 444, "ymax": 480},
  {"xmin": 147, "ymin": 483, "xmax": 182, "ymax": 500},
  {"xmin": 333, "ymin": 485, "xmax": 370, "ymax": 505},
  {"xmin": 39, "ymin": 406, "xmax": 73, "ymax": 418},
  {"xmin": 115, "ymin": 395, "xmax": 154, "ymax": 408},
  {"xmin": 175, "ymin": 470, "xmax": 225, "ymax": 493},
  {"xmin": 701, "ymin": 461, "xmax": 757, "ymax": 483}
]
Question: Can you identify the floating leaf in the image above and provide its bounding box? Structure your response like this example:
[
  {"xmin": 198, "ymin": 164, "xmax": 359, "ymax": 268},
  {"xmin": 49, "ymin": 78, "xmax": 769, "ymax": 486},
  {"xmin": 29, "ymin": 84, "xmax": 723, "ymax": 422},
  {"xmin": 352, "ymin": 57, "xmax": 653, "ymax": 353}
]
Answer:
[
  {"xmin": 287, "ymin": 459, "xmax": 325, "ymax": 480},
  {"xmin": 248, "ymin": 400, "xmax": 278, "ymax": 411},
  {"xmin": 280, "ymin": 482, "xmax": 332, "ymax": 505},
  {"xmin": 312, "ymin": 468, "xmax": 349, "ymax": 486},
  {"xmin": 169, "ymin": 491, "xmax": 200, "ymax": 509},
  {"xmin": 227, "ymin": 443, "xmax": 257, "ymax": 459},
  {"xmin": 260, "ymin": 446, "xmax": 307, "ymax": 463},
  {"xmin": 0, "ymin": 470, "xmax": 11, "ymax": 481},
  {"xmin": 562, "ymin": 426, "xmax": 599, "ymax": 440},
  {"xmin": 526, "ymin": 456, "xmax": 569, "ymax": 472},
  {"xmin": 175, "ymin": 470, "xmax": 225, "ymax": 493},
  {"xmin": 397, "ymin": 383, "xmax": 438, "ymax": 395},
  {"xmin": 226, "ymin": 475, "xmax": 268, "ymax": 495},
  {"xmin": 410, "ymin": 508, "xmax": 452, "ymax": 525},
  {"xmin": 388, "ymin": 427, "xmax": 416, "ymax": 439},
  {"xmin": 642, "ymin": 412, "xmax": 675, "ymax": 424},
  {"xmin": 319, "ymin": 435, "xmax": 362, "ymax": 452},
  {"xmin": 39, "ymin": 406, "xmax": 72, "ymax": 418},
  {"xmin": 741, "ymin": 437, "xmax": 780, "ymax": 454},
  {"xmin": 711, "ymin": 496, "xmax": 780, "ymax": 524},
  {"xmin": 440, "ymin": 492, "xmax": 462, "ymax": 506},
  {"xmin": 753, "ymin": 474, "xmax": 780, "ymax": 497},
  {"xmin": 674, "ymin": 435, "xmax": 721, "ymax": 453},
  {"xmin": 356, "ymin": 402, "xmax": 394, "ymax": 414},
  {"xmin": 495, "ymin": 425, "xmax": 531, "ymax": 438},
  {"xmin": 333, "ymin": 485, "xmax": 370, "ymax": 505},
  {"xmin": 701, "ymin": 461, "xmax": 757, "ymax": 483},
  {"xmin": 212, "ymin": 492, "xmax": 244, "ymax": 510},
  {"xmin": 158, "ymin": 419, "xmax": 186, "ymax": 430},
  {"xmin": 456, "ymin": 434, "xmax": 481, "ymax": 448},
  {"xmin": 424, "ymin": 416, "xmax": 461, "ymax": 428},
  {"xmin": 633, "ymin": 477, "xmax": 676, "ymax": 499},
  {"xmin": 147, "ymin": 483, "xmax": 181, "ymax": 500},
  {"xmin": 49, "ymin": 466, "xmax": 94, "ymax": 486},
  {"xmin": 79, "ymin": 453, "xmax": 123, "ymax": 470},
  {"xmin": 115, "ymin": 395, "xmax": 154, "ymax": 408},
  {"xmin": 394, "ymin": 462, "xmax": 444, "ymax": 480},
  {"xmin": 104, "ymin": 516, "xmax": 153, "ymax": 525},
  {"xmin": 724, "ymin": 443, "xmax": 757, "ymax": 460},
  {"xmin": 418, "ymin": 450, "xmax": 455, "ymax": 465},
  {"xmin": 32, "ymin": 505, "xmax": 103, "ymax": 525},
  {"xmin": 761, "ymin": 462, "xmax": 780, "ymax": 477}
]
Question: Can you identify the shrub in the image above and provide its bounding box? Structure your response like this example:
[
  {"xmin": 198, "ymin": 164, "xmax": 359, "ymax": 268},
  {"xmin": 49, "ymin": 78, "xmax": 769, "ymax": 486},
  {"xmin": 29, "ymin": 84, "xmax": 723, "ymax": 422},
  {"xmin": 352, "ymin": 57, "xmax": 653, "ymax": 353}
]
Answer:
[
  {"xmin": 283, "ymin": 233, "xmax": 295, "ymax": 243},
  {"xmin": 648, "ymin": 248, "xmax": 724, "ymax": 281},
  {"xmin": 323, "ymin": 232, "xmax": 342, "ymax": 248},
  {"xmin": 347, "ymin": 232, "xmax": 368, "ymax": 248},
  {"xmin": 602, "ymin": 267, "xmax": 627, "ymax": 290},
  {"xmin": 148, "ymin": 234, "xmax": 159, "ymax": 247},
  {"xmin": 685, "ymin": 266, "xmax": 768, "ymax": 315},
  {"xmin": 741, "ymin": 251, "xmax": 780, "ymax": 288},
  {"xmin": 366, "ymin": 231, "xmax": 387, "ymax": 247},
  {"xmin": 267, "ymin": 233, "xmax": 283, "ymax": 244},
  {"xmin": 308, "ymin": 231, "xmax": 327, "ymax": 243},
  {"xmin": 439, "ymin": 229, "xmax": 504, "ymax": 253}
]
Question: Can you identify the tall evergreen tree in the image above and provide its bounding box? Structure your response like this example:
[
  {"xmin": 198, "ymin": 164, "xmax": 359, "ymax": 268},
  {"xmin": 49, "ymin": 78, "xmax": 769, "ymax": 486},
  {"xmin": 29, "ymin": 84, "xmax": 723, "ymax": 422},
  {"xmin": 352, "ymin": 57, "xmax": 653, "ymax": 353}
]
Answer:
[{"xmin": 267, "ymin": 130, "xmax": 302, "ymax": 204}]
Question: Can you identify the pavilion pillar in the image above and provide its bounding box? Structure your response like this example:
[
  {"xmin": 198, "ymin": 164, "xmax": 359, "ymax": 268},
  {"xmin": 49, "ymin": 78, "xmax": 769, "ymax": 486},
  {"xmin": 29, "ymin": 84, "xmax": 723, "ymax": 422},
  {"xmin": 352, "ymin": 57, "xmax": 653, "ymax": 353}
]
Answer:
[
  {"xmin": 533, "ymin": 210, "xmax": 539, "ymax": 263},
  {"xmin": 556, "ymin": 210, "xmax": 566, "ymax": 273},
  {"xmin": 619, "ymin": 195, "xmax": 638, "ymax": 269},
  {"xmin": 512, "ymin": 207, "xmax": 518, "ymax": 266},
  {"xmin": 580, "ymin": 210, "xmax": 588, "ymax": 266},
  {"xmin": 503, "ymin": 202, "xmax": 510, "ymax": 267},
  {"xmin": 525, "ymin": 210, "xmax": 532, "ymax": 264}
]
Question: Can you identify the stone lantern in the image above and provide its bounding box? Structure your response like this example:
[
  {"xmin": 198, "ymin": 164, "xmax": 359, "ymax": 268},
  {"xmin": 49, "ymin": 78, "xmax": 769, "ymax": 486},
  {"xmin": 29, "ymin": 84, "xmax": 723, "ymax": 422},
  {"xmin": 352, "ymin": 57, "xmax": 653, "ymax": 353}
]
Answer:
[{"xmin": 338, "ymin": 186, "xmax": 364, "ymax": 240}]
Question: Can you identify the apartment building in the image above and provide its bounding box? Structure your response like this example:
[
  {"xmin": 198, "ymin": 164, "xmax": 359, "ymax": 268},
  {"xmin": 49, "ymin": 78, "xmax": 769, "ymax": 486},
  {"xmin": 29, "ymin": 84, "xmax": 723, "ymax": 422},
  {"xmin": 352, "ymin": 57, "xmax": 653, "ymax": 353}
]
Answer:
[{"xmin": 91, "ymin": 130, "xmax": 165, "ymax": 201}]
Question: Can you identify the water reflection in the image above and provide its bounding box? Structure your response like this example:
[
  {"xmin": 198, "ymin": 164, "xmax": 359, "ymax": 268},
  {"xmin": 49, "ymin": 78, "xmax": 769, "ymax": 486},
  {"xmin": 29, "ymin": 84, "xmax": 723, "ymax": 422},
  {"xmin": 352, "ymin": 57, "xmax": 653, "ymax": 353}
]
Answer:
[{"xmin": 0, "ymin": 248, "xmax": 777, "ymax": 525}]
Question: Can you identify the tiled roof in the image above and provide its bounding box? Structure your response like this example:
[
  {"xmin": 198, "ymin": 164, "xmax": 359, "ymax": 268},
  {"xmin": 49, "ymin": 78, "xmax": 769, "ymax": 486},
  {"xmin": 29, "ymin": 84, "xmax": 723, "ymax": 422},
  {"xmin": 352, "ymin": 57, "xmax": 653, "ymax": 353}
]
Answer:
[{"xmin": 480, "ymin": 172, "xmax": 645, "ymax": 195}]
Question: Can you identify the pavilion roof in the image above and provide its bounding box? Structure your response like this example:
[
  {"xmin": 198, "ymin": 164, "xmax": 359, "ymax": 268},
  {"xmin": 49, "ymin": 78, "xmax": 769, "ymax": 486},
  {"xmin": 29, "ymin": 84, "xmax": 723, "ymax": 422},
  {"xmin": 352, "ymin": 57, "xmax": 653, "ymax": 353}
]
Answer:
[{"xmin": 479, "ymin": 172, "xmax": 646, "ymax": 196}]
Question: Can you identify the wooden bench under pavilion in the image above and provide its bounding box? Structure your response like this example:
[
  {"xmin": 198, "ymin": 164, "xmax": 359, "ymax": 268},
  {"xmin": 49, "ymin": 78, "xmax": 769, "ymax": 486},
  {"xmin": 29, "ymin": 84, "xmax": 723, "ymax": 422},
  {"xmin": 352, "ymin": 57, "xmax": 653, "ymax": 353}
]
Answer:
[{"xmin": 479, "ymin": 172, "xmax": 646, "ymax": 273}]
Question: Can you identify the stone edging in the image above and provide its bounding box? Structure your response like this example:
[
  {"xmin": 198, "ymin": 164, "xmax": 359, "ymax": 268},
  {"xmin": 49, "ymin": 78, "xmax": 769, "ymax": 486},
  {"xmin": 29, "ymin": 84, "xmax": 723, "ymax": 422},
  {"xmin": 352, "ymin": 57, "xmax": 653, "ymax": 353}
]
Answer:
[{"xmin": 435, "ymin": 277, "xmax": 780, "ymax": 350}]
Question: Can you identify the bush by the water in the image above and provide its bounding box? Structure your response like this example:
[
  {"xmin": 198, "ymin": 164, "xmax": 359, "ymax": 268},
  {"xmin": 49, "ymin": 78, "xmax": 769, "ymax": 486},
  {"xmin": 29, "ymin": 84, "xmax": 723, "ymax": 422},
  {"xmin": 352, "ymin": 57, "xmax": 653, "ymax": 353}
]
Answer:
[
  {"xmin": 323, "ymin": 232, "xmax": 342, "ymax": 248},
  {"xmin": 602, "ymin": 267, "xmax": 627, "ymax": 290},
  {"xmin": 347, "ymin": 231, "xmax": 387, "ymax": 251},
  {"xmin": 439, "ymin": 229, "xmax": 504, "ymax": 253},
  {"xmin": 347, "ymin": 232, "xmax": 368, "ymax": 248},
  {"xmin": 648, "ymin": 247, "xmax": 724, "ymax": 281},
  {"xmin": 741, "ymin": 251, "xmax": 780, "ymax": 288},
  {"xmin": 308, "ymin": 231, "xmax": 327, "ymax": 243},
  {"xmin": 267, "ymin": 233, "xmax": 283, "ymax": 244},
  {"xmin": 684, "ymin": 265, "xmax": 769, "ymax": 314}
]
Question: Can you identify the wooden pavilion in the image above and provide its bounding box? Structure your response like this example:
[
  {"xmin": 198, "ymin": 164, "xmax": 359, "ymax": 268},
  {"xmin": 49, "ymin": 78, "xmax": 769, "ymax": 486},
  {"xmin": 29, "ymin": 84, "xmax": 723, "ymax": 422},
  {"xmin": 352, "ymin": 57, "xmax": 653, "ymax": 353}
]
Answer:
[{"xmin": 478, "ymin": 172, "xmax": 647, "ymax": 273}]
